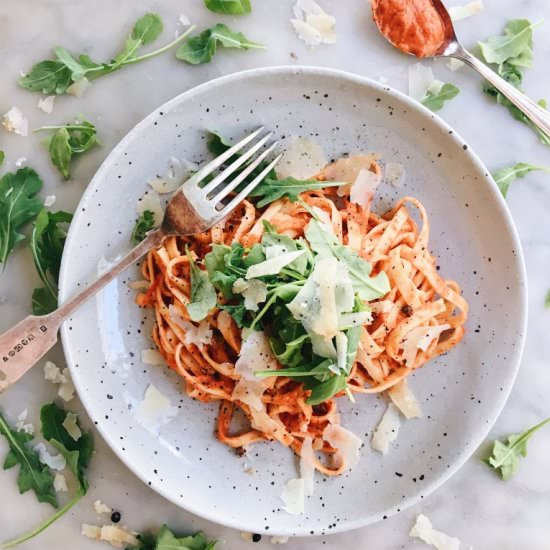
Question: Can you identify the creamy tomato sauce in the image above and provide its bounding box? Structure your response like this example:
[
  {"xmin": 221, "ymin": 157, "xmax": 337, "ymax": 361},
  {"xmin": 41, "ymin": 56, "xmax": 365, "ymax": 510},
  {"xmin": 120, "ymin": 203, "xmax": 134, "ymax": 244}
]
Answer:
[{"xmin": 372, "ymin": 0, "xmax": 446, "ymax": 57}]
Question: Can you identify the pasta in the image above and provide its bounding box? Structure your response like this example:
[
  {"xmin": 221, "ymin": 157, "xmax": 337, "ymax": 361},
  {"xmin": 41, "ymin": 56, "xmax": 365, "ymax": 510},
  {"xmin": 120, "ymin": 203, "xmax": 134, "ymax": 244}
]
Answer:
[{"xmin": 135, "ymin": 154, "xmax": 468, "ymax": 475}]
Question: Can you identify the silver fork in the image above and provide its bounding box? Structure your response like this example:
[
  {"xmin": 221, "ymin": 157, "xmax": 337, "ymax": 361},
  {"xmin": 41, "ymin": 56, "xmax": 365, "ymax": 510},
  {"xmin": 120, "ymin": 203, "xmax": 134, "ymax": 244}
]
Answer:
[{"xmin": 0, "ymin": 127, "xmax": 280, "ymax": 393}]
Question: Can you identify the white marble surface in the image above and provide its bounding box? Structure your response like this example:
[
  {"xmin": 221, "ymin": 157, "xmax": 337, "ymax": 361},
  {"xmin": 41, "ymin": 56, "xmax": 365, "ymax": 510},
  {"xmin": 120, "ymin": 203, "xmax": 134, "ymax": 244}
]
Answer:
[{"xmin": 0, "ymin": 1, "xmax": 549, "ymax": 548}]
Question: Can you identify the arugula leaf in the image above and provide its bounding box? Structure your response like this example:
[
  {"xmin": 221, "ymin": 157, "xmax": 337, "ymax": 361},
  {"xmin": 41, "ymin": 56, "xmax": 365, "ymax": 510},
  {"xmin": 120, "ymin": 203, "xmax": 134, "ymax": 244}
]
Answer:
[
  {"xmin": 0, "ymin": 410, "xmax": 58, "ymax": 508},
  {"xmin": 485, "ymin": 417, "xmax": 550, "ymax": 480},
  {"xmin": 479, "ymin": 19, "xmax": 550, "ymax": 146},
  {"xmin": 1, "ymin": 405, "xmax": 94, "ymax": 549},
  {"xmin": 250, "ymin": 176, "xmax": 345, "ymax": 208},
  {"xmin": 34, "ymin": 119, "xmax": 99, "ymax": 180},
  {"xmin": 19, "ymin": 15, "xmax": 195, "ymax": 95},
  {"xmin": 0, "ymin": 151, "xmax": 5, "ymax": 166},
  {"xmin": 187, "ymin": 248, "xmax": 217, "ymax": 321},
  {"xmin": 545, "ymin": 289, "xmax": 550, "ymax": 308},
  {"xmin": 421, "ymin": 83, "xmax": 460, "ymax": 112},
  {"xmin": 0, "ymin": 167, "xmax": 43, "ymax": 267},
  {"xmin": 478, "ymin": 19, "xmax": 536, "ymax": 67},
  {"xmin": 132, "ymin": 210, "xmax": 156, "ymax": 243},
  {"xmin": 41, "ymin": 403, "xmax": 93, "ymax": 491},
  {"xmin": 491, "ymin": 162, "xmax": 550, "ymax": 197},
  {"xmin": 204, "ymin": 0, "xmax": 251, "ymax": 14},
  {"xmin": 127, "ymin": 526, "xmax": 216, "ymax": 550},
  {"xmin": 30, "ymin": 209, "xmax": 73, "ymax": 315},
  {"xmin": 176, "ymin": 24, "xmax": 264, "ymax": 65}
]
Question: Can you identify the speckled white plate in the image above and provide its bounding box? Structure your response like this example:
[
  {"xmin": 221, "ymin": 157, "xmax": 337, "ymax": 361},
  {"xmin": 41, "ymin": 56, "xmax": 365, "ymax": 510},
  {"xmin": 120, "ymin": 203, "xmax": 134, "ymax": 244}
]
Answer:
[{"xmin": 58, "ymin": 66, "xmax": 527, "ymax": 537}]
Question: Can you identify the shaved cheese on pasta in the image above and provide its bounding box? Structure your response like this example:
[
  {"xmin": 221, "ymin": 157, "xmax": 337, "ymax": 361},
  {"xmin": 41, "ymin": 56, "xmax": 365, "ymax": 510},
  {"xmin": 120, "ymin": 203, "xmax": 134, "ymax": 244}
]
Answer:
[
  {"xmin": 371, "ymin": 403, "xmax": 401, "ymax": 454},
  {"xmin": 409, "ymin": 514, "xmax": 460, "ymax": 550},
  {"xmin": 385, "ymin": 162, "xmax": 406, "ymax": 188},
  {"xmin": 350, "ymin": 169, "xmax": 381, "ymax": 208},
  {"xmin": 338, "ymin": 311, "xmax": 372, "ymax": 330},
  {"xmin": 448, "ymin": 0, "xmax": 484, "ymax": 21},
  {"xmin": 335, "ymin": 332, "xmax": 348, "ymax": 373},
  {"xmin": 233, "ymin": 278, "xmax": 268, "ymax": 311},
  {"xmin": 280, "ymin": 478, "xmax": 305, "ymax": 514},
  {"xmin": 277, "ymin": 136, "xmax": 327, "ymax": 179},
  {"xmin": 408, "ymin": 63, "xmax": 435, "ymax": 101},
  {"xmin": 300, "ymin": 436, "xmax": 316, "ymax": 495},
  {"xmin": 387, "ymin": 379, "xmax": 422, "ymax": 419},
  {"xmin": 401, "ymin": 324, "xmax": 451, "ymax": 367},
  {"xmin": 245, "ymin": 250, "xmax": 306, "ymax": 280},
  {"xmin": 136, "ymin": 190, "xmax": 163, "ymax": 226},
  {"xmin": 168, "ymin": 305, "xmax": 213, "ymax": 346},
  {"xmin": 323, "ymin": 424, "xmax": 362, "ymax": 470}
]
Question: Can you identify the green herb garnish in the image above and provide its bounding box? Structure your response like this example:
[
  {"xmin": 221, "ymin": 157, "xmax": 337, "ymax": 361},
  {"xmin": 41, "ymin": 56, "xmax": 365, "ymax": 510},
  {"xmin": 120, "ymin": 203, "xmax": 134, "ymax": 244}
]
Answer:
[
  {"xmin": 128, "ymin": 525, "xmax": 217, "ymax": 550},
  {"xmin": 1, "ymin": 404, "xmax": 94, "ymax": 549},
  {"xmin": 34, "ymin": 119, "xmax": 99, "ymax": 180},
  {"xmin": 19, "ymin": 14, "xmax": 195, "ymax": 95},
  {"xmin": 421, "ymin": 83, "xmax": 460, "ymax": 112},
  {"xmin": 0, "ymin": 410, "xmax": 58, "ymax": 508},
  {"xmin": 187, "ymin": 247, "xmax": 218, "ymax": 321},
  {"xmin": 479, "ymin": 19, "xmax": 550, "ymax": 145},
  {"xmin": 485, "ymin": 417, "xmax": 550, "ymax": 480},
  {"xmin": 0, "ymin": 151, "xmax": 4, "ymax": 166},
  {"xmin": 545, "ymin": 290, "xmax": 550, "ymax": 308},
  {"xmin": 30, "ymin": 209, "xmax": 73, "ymax": 315},
  {"xmin": 176, "ymin": 24, "xmax": 264, "ymax": 65},
  {"xmin": 491, "ymin": 162, "xmax": 550, "ymax": 197},
  {"xmin": 204, "ymin": 0, "xmax": 251, "ymax": 15},
  {"xmin": 0, "ymin": 167, "xmax": 43, "ymax": 268},
  {"xmin": 132, "ymin": 210, "xmax": 156, "ymax": 243}
]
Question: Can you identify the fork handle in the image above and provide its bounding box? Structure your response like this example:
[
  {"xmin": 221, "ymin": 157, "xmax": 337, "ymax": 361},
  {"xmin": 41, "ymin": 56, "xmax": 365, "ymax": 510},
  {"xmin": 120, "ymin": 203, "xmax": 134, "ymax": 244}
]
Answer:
[
  {"xmin": 457, "ymin": 49, "xmax": 550, "ymax": 138},
  {"xmin": 0, "ymin": 230, "xmax": 164, "ymax": 393}
]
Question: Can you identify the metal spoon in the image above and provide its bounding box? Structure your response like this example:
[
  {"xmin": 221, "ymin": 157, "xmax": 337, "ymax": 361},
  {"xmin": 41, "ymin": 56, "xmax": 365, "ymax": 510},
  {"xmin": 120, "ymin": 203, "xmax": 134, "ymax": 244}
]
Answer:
[{"xmin": 372, "ymin": 0, "xmax": 550, "ymax": 138}]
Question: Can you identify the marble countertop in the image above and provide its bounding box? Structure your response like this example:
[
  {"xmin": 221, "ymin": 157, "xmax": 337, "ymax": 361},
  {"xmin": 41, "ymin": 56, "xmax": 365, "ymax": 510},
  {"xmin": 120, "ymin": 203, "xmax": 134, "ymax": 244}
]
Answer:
[{"xmin": 1, "ymin": 0, "xmax": 549, "ymax": 548}]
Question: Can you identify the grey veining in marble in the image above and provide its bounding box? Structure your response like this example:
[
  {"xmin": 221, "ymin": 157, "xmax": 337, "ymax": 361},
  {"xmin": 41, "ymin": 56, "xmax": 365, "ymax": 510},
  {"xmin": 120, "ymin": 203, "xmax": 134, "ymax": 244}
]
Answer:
[{"xmin": 0, "ymin": 1, "xmax": 549, "ymax": 548}]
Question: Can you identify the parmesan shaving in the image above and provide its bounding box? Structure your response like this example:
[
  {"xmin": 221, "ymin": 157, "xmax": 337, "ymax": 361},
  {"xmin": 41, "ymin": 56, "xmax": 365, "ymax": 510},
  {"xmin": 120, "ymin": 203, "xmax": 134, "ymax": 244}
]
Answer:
[
  {"xmin": 136, "ymin": 190, "xmax": 163, "ymax": 226},
  {"xmin": 136, "ymin": 384, "xmax": 177, "ymax": 430},
  {"xmin": 323, "ymin": 424, "xmax": 362, "ymax": 471},
  {"xmin": 15, "ymin": 409, "xmax": 34, "ymax": 435},
  {"xmin": 141, "ymin": 348, "xmax": 165, "ymax": 365},
  {"xmin": 38, "ymin": 95, "xmax": 55, "ymax": 114},
  {"xmin": 409, "ymin": 514, "xmax": 461, "ymax": 550},
  {"xmin": 127, "ymin": 279, "xmax": 150, "ymax": 291},
  {"xmin": 401, "ymin": 324, "xmax": 450, "ymax": 367},
  {"xmin": 62, "ymin": 412, "xmax": 82, "ymax": 441},
  {"xmin": 245, "ymin": 250, "xmax": 306, "ymax": 280},
  {"xmin": 427, "ymin": 79, "xmax": 445, "ymax": 95},
  {"xmin": 280, "ymin": 478, "xmax": 305, "ymax": 514},
  {"xmin": 335, "ymin": 332, "xmax": 348, "ymax": 373},
  {"xmin": 290, "ymin": 0, "xmax": 336, "ymax": 47},
  {"xmin": 371, "ymin": 403, "xmax": 401, "ymax": 454},
  {"xmin": 350, "ymin": 168, "xmax": 382, "ymax": 208},
  {"xmin": 270, "ymin": 536, "xmax": 290, "ymax": 544},
  {"xmin": 447, "ymin": 58, "xmax": 465, "ymax": 71},
  {"xmin": 2, "ymin": 106, "xmax": 28, "ymax": 136},
  {"xmin": 385, "ymin": 163, "xmax": 406, "ymax": 188},
  {"xmin": 58, "ymin": 370, "xmax": 76, "ymax": 402},
  {"xmin": 67, "ymin": 77, "xmax": 91, "ymax": 98},
  {"xmin": 81, "ymin": 524, "xmax": 139, "ymax": 548},
  {"xmin": 408, "ymin": 63, "xmax": 435, "ymax": 101},
  {"xmin": 54, "ymin": 472, "xmax": 68, "ymax": 492},
  {"xmin": 299, "ymin": 436, "xmax": 315, "ymax": 495},
  {"xmin": 277, "ymin": 136, "xmax": 327, "ymax": 179},
  {"xmin": 34, "ymin": 443, "xmax": 67, "ymax": 470},
  {"xmin": 232, "ymin": 278, "xmax": 268, "ymax": 311},
  {"xmin": 44, "ymin": 194, "xmax": 57, "ymax": 207},
  {"xmin": 448, "ymin": 0, "xmax": 484, "ymax": 22},
  {"xmin": 168, "ymin": 305, "xmax": 213, "ymax": 346},
  {"xmin": 94, "ymin": 500, "xmax": 112, "ymax": 515},
  {"xmin": 387, "ymin": 379, "xmax": 423, "ymax": 419}
]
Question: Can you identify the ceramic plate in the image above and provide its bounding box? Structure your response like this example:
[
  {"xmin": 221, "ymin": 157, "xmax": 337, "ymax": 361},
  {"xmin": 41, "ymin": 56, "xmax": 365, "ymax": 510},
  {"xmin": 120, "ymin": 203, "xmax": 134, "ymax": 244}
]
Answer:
[{"xmin": 58, "ymin": 66, "xmax": 527, "ymax": 537}]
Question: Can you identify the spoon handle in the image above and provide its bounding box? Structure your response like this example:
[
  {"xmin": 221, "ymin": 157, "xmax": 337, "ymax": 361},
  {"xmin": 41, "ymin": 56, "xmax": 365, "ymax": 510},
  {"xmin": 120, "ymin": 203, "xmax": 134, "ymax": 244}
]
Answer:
[{"xmin": 457, "ymin": 49, "xmax": 550, "ymax": 139}]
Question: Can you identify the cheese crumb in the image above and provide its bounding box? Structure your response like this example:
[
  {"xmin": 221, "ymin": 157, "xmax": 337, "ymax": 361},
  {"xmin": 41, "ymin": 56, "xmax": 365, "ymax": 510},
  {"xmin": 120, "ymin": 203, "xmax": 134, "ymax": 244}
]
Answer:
[
  {"xmin": 240, "ymin": 532, "xmax": 254, "ymax": 542},
  {"xmin": 15, "ymin": 157, "xmax": 27, "ymax": 168},
  {"xmin": 15, "ymin": 409, "xmax": 35, "ymax": 435},
  {"xmin": 82, "ymin": 524, "xmax": 139, "ymax": 548},
  {"xmin": 280, "ymin": 478, "xmax": 305, "ymax": 514},
  {"xmin": 136, "ymin": 384, "xmax": 177, "ymax": 431},
  {"xmin": 141, "ymin": 348, "xmax": 165, "ymax": 366},
  {"xmin": 371, "ymin": 402, "xmax": 401, "ymax": 454},
  {"xmin": 94, "ymin": 500, "xmax": 112, "ymax": 515},
  {"xmin": 54, "ymin": 472, "xmax": 68, "ymax": 492},
  {"xmin": 38, "ymin": 95, "xmax": 56, "ymax": 114},
  {"xmin": 44, "ymin": 194, "xmax": 57, "ymax": 207},
  {"xmin": 448, "ymin": 0, "xmax": 484, "ymax": 22},
  {"xmin": 58, "ymin": 369, "xmax": 76, "ymax": 402},
  {"xmin": 62, "ymin": 412, "xmax": 82, "ymax": 441},
  {"xmin": 271, "ymin": 536, "xmax": 290, "ymax": 544},
  {"xmin": 2, "ymin": 106, "xmax": 29, "ymax": 136},
  {"xmin": 277, "ymin": 136, "xmax": 327, "ymax": 180},
  {"xmin": 410, "ymin": 514, "xmax": 461, "ymax": 550},
  {"xmin": 34, "ymin": 443, "xmax": 67, "ymax": 471},
  {"xmin": 446, "ymin": 58, "xmax": 465, "ymax": 71}
]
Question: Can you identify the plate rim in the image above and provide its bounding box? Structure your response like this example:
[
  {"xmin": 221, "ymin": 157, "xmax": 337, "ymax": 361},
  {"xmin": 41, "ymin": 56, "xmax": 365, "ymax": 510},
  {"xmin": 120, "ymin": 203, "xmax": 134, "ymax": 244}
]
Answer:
[{"xmin": 59, "ymin": 64, "xmax": 528, "ymax": 536}]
